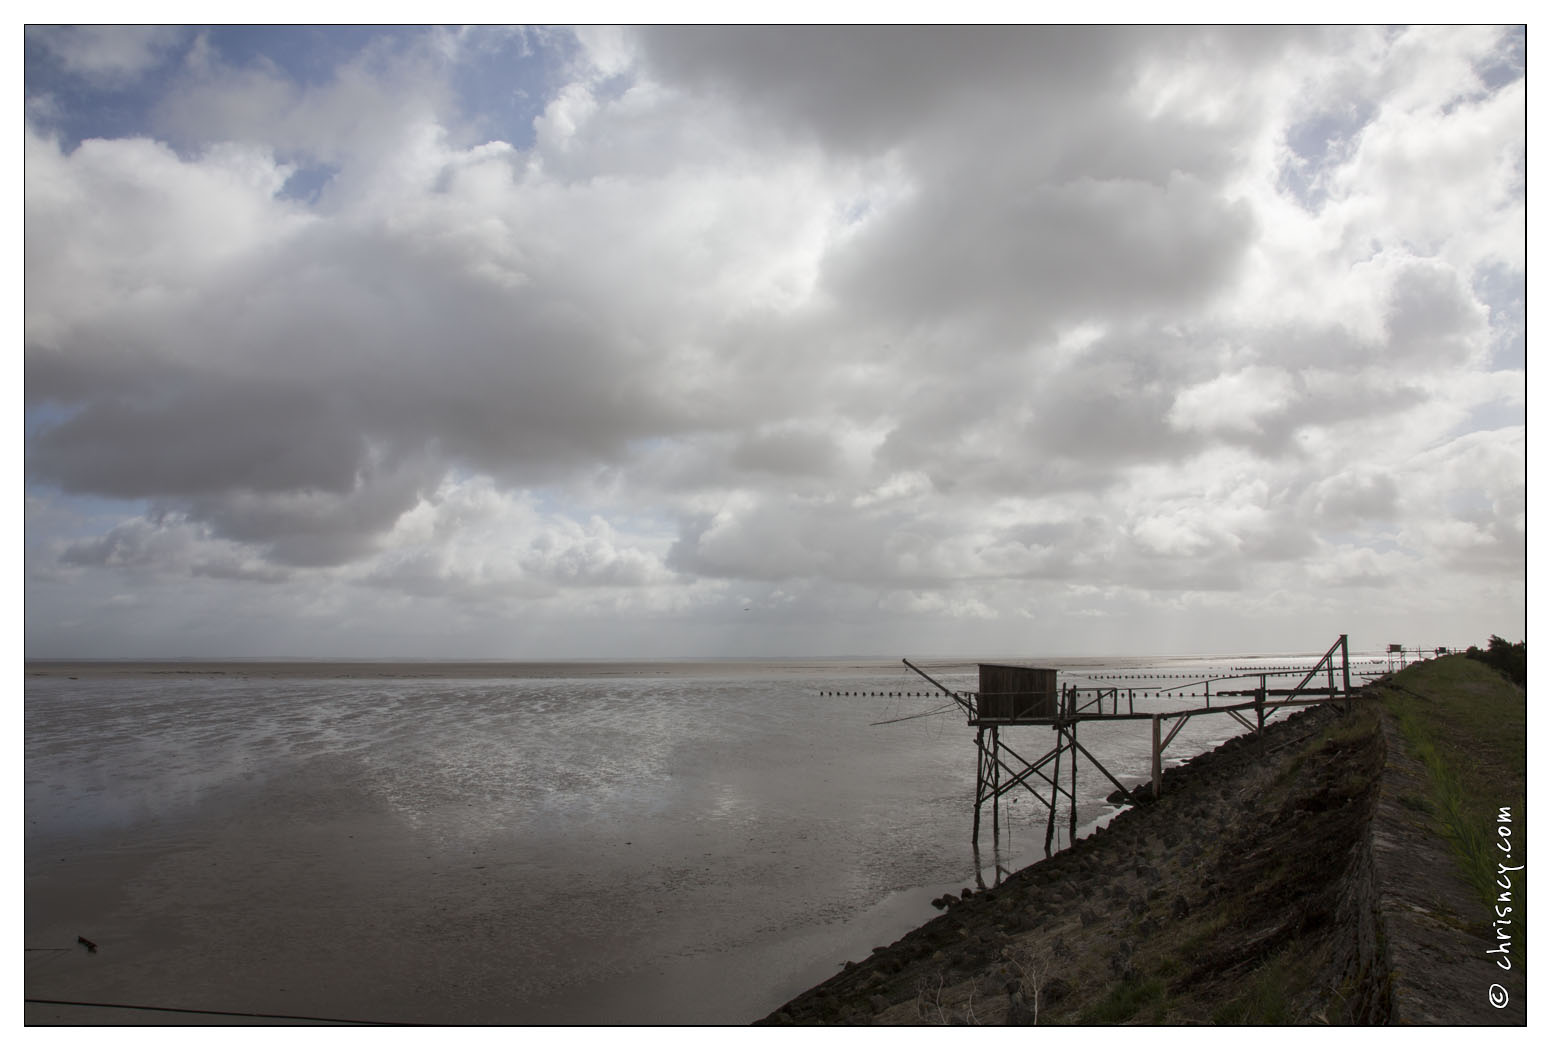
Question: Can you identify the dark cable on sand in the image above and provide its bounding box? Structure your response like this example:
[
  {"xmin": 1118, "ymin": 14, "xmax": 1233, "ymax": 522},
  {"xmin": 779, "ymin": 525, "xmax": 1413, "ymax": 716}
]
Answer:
[{"xmin": 25, "ymin": 997, "xmax": 417, "ymax": 1025}]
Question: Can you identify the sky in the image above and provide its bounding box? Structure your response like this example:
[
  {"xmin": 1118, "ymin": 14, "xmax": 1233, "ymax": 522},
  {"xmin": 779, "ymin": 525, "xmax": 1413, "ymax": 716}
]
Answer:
[{"xmin": 21, "ymin": 24, "xmax": 1528, "ymax": 660}]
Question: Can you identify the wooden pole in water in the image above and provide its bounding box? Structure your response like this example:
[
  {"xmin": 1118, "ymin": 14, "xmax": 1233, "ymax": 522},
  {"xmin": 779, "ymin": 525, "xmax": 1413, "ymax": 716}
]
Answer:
[
  {"xmin": 1340, "ymin": 634, "xmax": 1351, "ymax": 711},
  {"xmin": 1151, "ymin": 713, "xmax": 1162, "ymax": 798},
  {"xmin": 1068, "ymin": 722, "xmax": 1078, "ymax": 844},
  {"xmin": 1045, "ymin": 722, "xmax": 1061, "ymax": 855},
  {"xmin": 972, "ymin": 727, "xmax": 985, "ymax": 843},
  {"xmin": 1256, "ymin": 676, "xmax": 1267, "ymax": 750},
  {"xmin": 991, "ymin": 724, "xmax": 1001, "ymax": 846}
]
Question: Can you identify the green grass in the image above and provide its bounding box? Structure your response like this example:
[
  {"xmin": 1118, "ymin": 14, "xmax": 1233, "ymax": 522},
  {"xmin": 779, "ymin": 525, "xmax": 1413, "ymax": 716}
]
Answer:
[
  {"xmin": 1387, "ymin": 704, "xmax": 1498, "ymax": 901},
  {"xmin": 1210, "ymin": 950, "xmax": 1299, "ymax": 1025},
  {"xmin": 1382, "ymin": 657, "xmax": 1526, "ymax": 789},
  {"xmin": 1078, "ymin": 976, "xmax": 1166, "ymax": 1024},
  {"xmin": 1280, "ymin": 703, "xmax": 1379, "ymax": 784},
  {"xmin": 1376, "ymin": 656, "xmax": 1526, "ymax": 966}
]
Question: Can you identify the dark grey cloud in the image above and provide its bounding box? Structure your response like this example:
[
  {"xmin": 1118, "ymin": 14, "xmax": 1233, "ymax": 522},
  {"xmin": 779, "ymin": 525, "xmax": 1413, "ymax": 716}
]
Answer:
[
  {"xmin": 823, "ymin": 175, "xmax": 1257, "ymax": 339},
  {"xmin": 29, "ymin": 372, "xmax": 366, "ymax": 499},
  {"xmin": 635, "ymin": 26, "xmax": 1136, "ymax": 154},
  {"xmin": 638, "ymin": 29, "xmax": 1263, "ymax": 347},
  {"xmin": 184, "ymin": 459, "xmax": 431, "ymax": 568},
  {"xmin": 1312, "ymin": 472, "xmax": 1400, "ymax": 528},
  {"xmin": 728, "ymin": 427, "xmax": 842, "ymax": 477},
  {"xmin": 60, "ymin": 516, "xmax": 187, "ymax": 569},
  {"xmin": 632, "ymin": 27, "xmax": 1308, "ymax": 161},
  {"xmin": 1383, "ymin": 261, "xmax": 1489, "ymax": 366},
  {"xmin": 190, "ymin": 557, "xmax": 290, "ymax": 583}
]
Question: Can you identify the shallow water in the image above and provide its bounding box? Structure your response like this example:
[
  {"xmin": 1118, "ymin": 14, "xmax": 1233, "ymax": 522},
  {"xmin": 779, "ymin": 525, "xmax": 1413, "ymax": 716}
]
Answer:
[{"xmin": 24, "ymin": 655, "xmax": 1361, "ymax": 1023}]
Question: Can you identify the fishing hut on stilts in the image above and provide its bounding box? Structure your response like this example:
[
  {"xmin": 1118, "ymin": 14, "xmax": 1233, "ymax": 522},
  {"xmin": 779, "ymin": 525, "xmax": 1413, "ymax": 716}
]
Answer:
[{"xmin": 902, "ymin": 634, "xmax": 1354, "ymax": 854}]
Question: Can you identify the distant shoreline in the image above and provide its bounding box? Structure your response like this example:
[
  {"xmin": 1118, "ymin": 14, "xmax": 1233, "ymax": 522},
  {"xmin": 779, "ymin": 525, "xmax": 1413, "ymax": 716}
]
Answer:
[{"xmin": 25, "ymin": 649, "xmax": 1376, "ymax": 680}]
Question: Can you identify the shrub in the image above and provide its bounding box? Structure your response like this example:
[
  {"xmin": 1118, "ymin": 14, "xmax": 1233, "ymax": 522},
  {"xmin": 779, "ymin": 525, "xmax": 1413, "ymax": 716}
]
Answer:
[{"xmin": 1463, "ymin": 635, "xmax": 1526, "ymax": 687}]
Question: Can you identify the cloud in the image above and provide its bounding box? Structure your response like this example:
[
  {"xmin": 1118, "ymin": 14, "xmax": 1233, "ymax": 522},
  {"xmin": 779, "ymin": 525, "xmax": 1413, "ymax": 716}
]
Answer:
[
  {"xmin": 1309, "ymin": 470, "xmax": 1400, "ymax": 528},
  {"xmin": 363, "ymin": 477, "xmax": 677, "ymax": 601},
  {"xmin": 58, "ymin": 510, "xmax": 290, "ymax": 583},
  {"xmin": 30, "ymin": 26, "xmax": 186, "ymax": 85},
  {"xmin": 1172, "ymin": 365, "xmax": 1292, "ymax": 421},
  {"xmin": 22, "ymin": 26, "xmax": 1525, "ymax": 657},
  {"xmin": 60, "ymin": 515, "xmax": 203, "ymax": 570}
]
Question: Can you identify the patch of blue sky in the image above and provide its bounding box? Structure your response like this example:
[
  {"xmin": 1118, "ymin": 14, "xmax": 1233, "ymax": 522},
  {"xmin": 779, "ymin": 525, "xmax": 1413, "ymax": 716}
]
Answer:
[
  {"xmin": 25, "ymin": 408, "xmax": 161, "ymax": 537},
  {"xmin": 1474, "ymin": 26, "xmax": 1526, "ymax": 92},
  {"xmin": 23, "ymin": 26, "xmax": 362, "ymax": 149},
  {"xmin": 204, "ymin": 25, "xmax": 390, "ymax": 88},
  {"xmin": 24, "ymin": 402, "xmax": 79, "ymax": 440},
  {"xmin": 840, "ymin": 196, "xmax": 875, "ymax": 226},
  {"xmin": 1438, "ymin": 29, "xmax": 1525, "ymax": 117},
  {"xmin": 24, "ymin": 487, "xmax": 152, "ymax": 543},
  {"xmin": 1323, "ymin": 530, "xmax": 1404, "ymax": 555},
  {"xmin": 520, "ymin": 481, "xmax": 676, "ymax": 540},
  {"xmin": 24, "ymin": 28, "xmax": 176, "ymax": 148},
  {"xmin": 445, "ymin": 26, "xmax": 581, "ymax": 151},
  {"xmin": 277, "ymin": 160, "xmax": 340, "ymax": 204},
  {"xmin": 1443, "ymin": 484, "xmax": 1503, "ymax": 522},
  {"xmin": 25, "ymin": 26, "xmax": 577, "ymax": 158},
  {"xmin": 623, "ymin": 435, "xmax": 674, "ymax": 457},
  {"xmin": 1472, "ymin": 261, "xmax": 1525, "ymax": 372},
  {"xmin": 1459, "ymin": 402, "xmax": 1525, "ymax": 436},
  {"xmin": 603, "ymin": 508, "xmax": 682, "ymax": 541},
  {"xmin": 1276, "ymin": 101, "xmax": 1375, "ymax": 212},
  {"xmin": 526, "ymin": 487, "xmax": 598, "ymax": 521}
]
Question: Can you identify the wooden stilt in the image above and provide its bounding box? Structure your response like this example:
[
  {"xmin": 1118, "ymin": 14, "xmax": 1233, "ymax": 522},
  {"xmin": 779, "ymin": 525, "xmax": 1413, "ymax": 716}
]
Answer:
[
  {"xmin": 1255, "ymin": 680, "xmax": 1266, "ymax": 756},
  {"xmin": 1066, "ymin": 734, "xmax": 1137, "ymax": 801},
  {"xmin": 1151, "ymin": 713, "xmax": 1162, "ymax": 798},
  {"xmin": 1068, "ymin": 722, "xmax": 1078, "ymax": 843},
  {"xmin": 972, "ymin": 727, "xmax": 985, "ymax": 843},
  {"xmin": 991, "ymin": 725, "xmax": 1001, "ymax": 846},
  {"xmin": 1044, "ymin": 724, "xmax": 1061, "ymax": 856},
  {"xmin": 1340, "ymin": 634, "xmax": 1351, "ymax": 713}
]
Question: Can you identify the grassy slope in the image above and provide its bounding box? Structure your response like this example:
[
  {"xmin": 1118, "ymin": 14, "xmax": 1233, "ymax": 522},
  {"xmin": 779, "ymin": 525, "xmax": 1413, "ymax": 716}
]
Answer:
[
  {"xmin": 1373, "ymin": 656, "xmax": 1527, "ymax": 963},
  {"xmin": 1055, "ymin": 703, "xmax": 1388, "ymax": 1025}
]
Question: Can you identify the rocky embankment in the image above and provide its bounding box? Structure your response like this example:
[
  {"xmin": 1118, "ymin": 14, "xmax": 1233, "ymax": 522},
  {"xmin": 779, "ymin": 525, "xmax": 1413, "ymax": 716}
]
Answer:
[{"xmin": 762, "ymin": 691, "xmax": 1520, "ymax": 1025}]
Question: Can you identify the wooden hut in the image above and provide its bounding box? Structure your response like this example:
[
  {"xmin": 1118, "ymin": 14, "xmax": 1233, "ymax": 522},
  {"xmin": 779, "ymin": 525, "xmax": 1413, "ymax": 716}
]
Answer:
[{"xmin": 976, "ymin": 664, "xmax": 1058, "ymax": 721}]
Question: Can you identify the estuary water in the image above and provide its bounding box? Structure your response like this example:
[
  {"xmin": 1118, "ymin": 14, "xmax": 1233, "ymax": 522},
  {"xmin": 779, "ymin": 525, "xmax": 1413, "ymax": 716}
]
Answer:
[{"xmin": 24, "ymin": 654, "xmax": 1369, "ymax": 1024}]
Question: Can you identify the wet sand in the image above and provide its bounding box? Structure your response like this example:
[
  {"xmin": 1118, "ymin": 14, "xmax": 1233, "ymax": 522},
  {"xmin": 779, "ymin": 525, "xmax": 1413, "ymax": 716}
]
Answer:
[
  {"xmin": 27, "ymin": 668, "xmax": 1060, "ymax": 1024},
  {"xmin": 24, "ymin": 659, "xmax": 839, "ymax": 680},
  {"xmin": 24, "ymin": 658, "xmax": 1333, "ymax": 1025}
]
